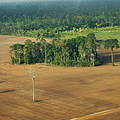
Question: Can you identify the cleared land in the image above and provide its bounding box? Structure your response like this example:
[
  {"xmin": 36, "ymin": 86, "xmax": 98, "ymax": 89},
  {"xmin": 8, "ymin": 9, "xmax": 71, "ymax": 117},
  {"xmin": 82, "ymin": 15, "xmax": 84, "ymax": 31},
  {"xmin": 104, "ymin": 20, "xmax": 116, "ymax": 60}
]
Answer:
[{"xmin": 0, "ymin": 35, "xmax": 120, "ymax": 120}]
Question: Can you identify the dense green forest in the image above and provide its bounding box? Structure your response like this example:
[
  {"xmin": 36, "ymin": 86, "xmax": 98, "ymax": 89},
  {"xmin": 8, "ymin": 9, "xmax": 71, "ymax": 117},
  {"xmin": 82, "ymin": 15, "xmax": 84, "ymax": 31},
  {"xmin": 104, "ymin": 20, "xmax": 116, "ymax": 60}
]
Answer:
[
  {"xmin": 9, "ymin": 33, "xmax": 119, "ymax": 67},
  {"xmin": 0, "ymin": 0, "xmax": 120, "ymax": 38},
  {"xmin": 9, "ymin": 33, "xmax": 101, "ymax": 66}
]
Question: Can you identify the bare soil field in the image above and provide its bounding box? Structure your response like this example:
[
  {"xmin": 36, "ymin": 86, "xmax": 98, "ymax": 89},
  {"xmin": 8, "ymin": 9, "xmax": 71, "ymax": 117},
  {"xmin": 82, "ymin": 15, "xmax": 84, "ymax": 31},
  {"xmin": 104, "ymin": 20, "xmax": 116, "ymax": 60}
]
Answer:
[{"xmin": 0, "ymin": 35, "xmax": 120, "ymax": 120}]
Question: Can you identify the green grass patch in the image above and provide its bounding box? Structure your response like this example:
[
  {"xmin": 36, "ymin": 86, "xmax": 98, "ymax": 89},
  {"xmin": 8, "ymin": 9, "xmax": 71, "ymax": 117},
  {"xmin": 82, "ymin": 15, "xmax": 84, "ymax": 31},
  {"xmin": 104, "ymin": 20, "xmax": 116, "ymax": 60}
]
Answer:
[{"xmin": 60, "ymin": 26, "xmax": 120, "ymax": 41}]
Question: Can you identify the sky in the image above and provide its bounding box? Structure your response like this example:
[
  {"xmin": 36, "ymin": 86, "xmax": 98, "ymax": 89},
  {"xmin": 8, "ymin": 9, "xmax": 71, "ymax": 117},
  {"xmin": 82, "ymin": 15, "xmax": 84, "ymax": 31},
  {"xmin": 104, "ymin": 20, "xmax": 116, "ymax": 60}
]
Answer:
[
  {"xmin": 0, "ymin": 0, "xmax": 90, "ymax": 3},
  {"xmin": 0, "ymin": 0, "xmax": 50, "ymax": 3},
  {"xmin": 0, "ymin": 0, "xmax": 63, "ymax": 2}
]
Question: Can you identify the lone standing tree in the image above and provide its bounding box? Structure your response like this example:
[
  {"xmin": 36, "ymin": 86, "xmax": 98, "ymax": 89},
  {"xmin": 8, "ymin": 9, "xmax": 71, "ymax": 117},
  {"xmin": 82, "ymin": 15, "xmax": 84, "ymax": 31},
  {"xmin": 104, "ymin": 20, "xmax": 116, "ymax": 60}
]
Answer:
[
  {"xmin": 104, "ymin": 39, "xmax": 119, "ymax": 66},
  {"xmin": 86, "ymin": 32, "xmax": 97, "ymax": 66},
  {"xmin": 29, "ymin": 67, "xmax": 39, "ymax": 102},
  {"xmin": 9, "ymin": 44, "xmax": 24, "ymax": 64},
  {"xmin": 40, "ymin": 38, "xmax": 47, "ymax": 63}
]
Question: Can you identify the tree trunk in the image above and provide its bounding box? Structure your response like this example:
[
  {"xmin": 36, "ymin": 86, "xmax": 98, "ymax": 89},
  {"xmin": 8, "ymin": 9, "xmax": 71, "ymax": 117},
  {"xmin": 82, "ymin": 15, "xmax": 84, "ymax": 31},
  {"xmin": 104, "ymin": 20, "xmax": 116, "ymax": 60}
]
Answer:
[
  {"xmin": 91, "ymin": 53, "xmax": 95, "ymax": 67},
  {"xmin": 32, "ymin": 77, "xmax": 35, "ymax": 102},
  {"xmin": 92, "ymin": 54, "xmax": 95, "ymax": 67},
  {"xmin": 45, "ymin": 44, "xmax": 47, "ymax": 63},
  {"xmin": 111, "ymin": 50, "xmax": 114, "ymax": 66},
  {"xmin": 19, "ymin": 56, "xmax": 21, "ymax": 64}
]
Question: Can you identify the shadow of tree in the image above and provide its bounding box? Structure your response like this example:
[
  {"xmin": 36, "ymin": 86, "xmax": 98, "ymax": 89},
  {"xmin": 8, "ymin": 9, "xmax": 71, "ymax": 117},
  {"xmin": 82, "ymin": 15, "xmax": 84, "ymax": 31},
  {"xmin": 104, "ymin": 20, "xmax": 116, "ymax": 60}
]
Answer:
[
  {"xmin": 34, "ymin": 99, "xmax": 41, "ymax": 103},
  {"xmin": 0, "ymin": 89, "xmax": 16, "ymax": 94},
  {"xmin": 0, "ymin": 81, "xmax": 5, "ymax": 84},
  {"xmin": 98, "ymin": 51, "xmax": 120, "ymax": 64}
]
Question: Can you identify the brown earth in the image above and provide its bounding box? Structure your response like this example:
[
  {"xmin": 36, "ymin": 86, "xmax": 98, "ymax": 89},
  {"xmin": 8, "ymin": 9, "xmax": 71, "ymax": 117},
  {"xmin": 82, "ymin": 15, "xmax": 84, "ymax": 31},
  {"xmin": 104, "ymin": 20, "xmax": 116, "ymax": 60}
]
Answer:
[{"xmin": 0, "ymin": 35, "xmax": 120, "ymax": 120}]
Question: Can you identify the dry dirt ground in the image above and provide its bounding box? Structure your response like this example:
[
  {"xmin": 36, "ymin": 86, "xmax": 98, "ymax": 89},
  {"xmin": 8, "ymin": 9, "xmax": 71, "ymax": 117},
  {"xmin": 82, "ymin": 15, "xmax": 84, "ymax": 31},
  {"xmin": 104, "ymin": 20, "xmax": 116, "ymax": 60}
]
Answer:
[{"xmin": 0, "ymin": 35, "xmax": 120, "ymax": 120}]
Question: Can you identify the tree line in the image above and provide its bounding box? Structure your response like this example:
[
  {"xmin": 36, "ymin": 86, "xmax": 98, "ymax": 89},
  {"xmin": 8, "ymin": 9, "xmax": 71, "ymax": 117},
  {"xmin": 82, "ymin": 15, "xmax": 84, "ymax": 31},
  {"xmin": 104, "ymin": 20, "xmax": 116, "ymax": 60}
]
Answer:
[
  {"xmin": 0, "ymin": 0, "xmax": 120, "ymax": 38},
  {"xmin": 9, "ymin": 33, "xmax": 119, "ymax": 67}
]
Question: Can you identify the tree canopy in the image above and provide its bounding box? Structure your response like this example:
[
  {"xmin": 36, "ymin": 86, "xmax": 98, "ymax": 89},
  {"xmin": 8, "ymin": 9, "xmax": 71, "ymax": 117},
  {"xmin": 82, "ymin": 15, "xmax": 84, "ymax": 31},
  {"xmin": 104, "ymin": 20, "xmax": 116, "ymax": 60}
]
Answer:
[
  {"xmin": 10, "ymin": 33, "xmax": 103, "ymax": 67},
  {"xmin": 104, "ymin": 39, "xmax": 119, "ymax": 66},
  {"xmin": 0, "ymin": 0, "xmax": 120, "ymax": 38}
]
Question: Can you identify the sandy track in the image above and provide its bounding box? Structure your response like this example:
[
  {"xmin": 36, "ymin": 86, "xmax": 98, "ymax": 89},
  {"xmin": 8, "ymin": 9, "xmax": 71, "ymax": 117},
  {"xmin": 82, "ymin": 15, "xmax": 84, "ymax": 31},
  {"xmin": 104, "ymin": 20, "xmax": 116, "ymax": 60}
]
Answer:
[
  {"xmin": 71, "ymin": 107, "xmax": 120, "ymax": 120},
  {"xmin": 0, "ymin": 35, "xmax": 120, "ymax": 120}
]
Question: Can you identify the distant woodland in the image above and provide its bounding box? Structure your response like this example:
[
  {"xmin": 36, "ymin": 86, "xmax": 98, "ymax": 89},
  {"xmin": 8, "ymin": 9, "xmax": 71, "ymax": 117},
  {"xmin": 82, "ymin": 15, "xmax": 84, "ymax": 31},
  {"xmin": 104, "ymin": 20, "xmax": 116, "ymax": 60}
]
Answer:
[{"xmin": 0, "ymin": 0, "xmax": 120, "ymax": 38}]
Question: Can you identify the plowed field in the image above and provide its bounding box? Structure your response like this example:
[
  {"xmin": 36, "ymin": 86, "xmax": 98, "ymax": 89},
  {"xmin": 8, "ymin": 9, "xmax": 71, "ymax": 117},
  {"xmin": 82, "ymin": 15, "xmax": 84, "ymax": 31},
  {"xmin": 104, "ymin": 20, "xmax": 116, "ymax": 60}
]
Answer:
[{"xmin": 0, "ymin": 35, "xmax": 120, "ymax": 120}]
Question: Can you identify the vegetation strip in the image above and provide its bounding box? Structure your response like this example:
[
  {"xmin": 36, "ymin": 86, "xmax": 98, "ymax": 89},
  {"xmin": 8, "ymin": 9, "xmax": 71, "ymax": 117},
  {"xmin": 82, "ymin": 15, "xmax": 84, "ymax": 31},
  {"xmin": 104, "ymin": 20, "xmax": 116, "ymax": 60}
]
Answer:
[
  {"xmin": 9, "ymin": 33, "xmax": 119, "ymax": 66},
  {"xmin": 0, "ymin": 1, "xmax": 120, "ymax": 40},
  {"xmin": 70, "ymin": 107, "xmax": 120, "ymax": 120}
]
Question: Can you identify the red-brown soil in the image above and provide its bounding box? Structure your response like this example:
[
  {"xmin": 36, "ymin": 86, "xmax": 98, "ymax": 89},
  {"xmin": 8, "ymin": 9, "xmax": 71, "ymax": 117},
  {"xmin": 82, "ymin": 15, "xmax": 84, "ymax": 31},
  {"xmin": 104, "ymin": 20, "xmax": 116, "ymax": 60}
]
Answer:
[{"xmin": 0, "ymin": 35, "xmax": 120, "ymax": 120}]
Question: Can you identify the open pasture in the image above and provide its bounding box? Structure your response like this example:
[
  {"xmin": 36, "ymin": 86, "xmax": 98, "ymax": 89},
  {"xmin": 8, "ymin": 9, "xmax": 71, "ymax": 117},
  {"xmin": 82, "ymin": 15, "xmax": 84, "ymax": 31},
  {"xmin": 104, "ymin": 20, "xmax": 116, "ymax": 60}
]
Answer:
[{"xmin": 61, "ymin": 26, "xmax": 120, "ymax": 42}]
